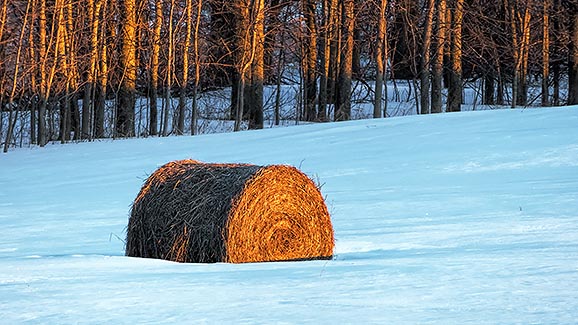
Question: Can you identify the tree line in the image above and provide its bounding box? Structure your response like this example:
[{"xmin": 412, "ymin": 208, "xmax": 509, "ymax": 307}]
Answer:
[{"xmin": 1, "ymin": 0, "xmax": 577, "ymax": 152}]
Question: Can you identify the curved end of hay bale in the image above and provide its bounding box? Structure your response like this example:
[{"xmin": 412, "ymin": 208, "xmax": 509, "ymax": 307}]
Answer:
[{"xmin": 225, "ymin": 165, "xmax": 334, "ymax": 263}]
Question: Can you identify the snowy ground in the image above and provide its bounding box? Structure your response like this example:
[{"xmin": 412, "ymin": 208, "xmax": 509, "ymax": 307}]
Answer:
[{"xmin": 1, "ymin": 107, "xmax": 578, "ymax": 323}]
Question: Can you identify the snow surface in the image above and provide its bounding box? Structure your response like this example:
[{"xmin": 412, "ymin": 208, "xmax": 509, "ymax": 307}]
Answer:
[{"xmin": 1, "ymin": 107, "xmax": 578, "ymax": 324}]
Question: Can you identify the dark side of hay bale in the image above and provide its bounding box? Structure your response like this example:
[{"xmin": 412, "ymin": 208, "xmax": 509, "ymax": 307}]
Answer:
[{"xmin": 126, "ymin": 160, "xmax": 334, "ymax": 263}]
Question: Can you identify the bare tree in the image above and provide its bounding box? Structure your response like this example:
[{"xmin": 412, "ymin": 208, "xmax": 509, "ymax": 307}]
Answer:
[
  {"xmin": 373, "ymin": 0, "xmax": 388, "ymax": 118},
  {"xmin": 149, "ymin": 0, "xmax": 162, "ymax": 136},
  {"xmin": 117, "ymin": 0, "xmax": 137, "ymax": 137},
  {"xmin": 431, "ymin": 0, "xmax": 447, "ymax": 113},
  {"xmin": 303, "ymin": 0, "xmax": 317, "ymax": 122},
  {"xmin": 191, "ymin": 0, "xmax": 202, "ymax": 135},
  {"xmin": 94, "ymin": 0, "xmax": 108, "ymax": 139},
  {"xmin": 161, "ymin": 0, "xmax": 176, "ymax": 136},
  {"xmin": 37, "ymin": 0, "xmax": 49, "ymax": 146},
  {"xmin": 176, "ymin": 0, "xmax": 193, "ymax": 135},
  {"xmin": 569, "ymin": 1, "xmax": 578, "ymax": 104},
  {"xmin": 233, "ymin": 0, "xmax": 263, "ymax": 131},
  {"xmin": 447, "ymin": 0, "xmax": 464, "ymax": 113},
  {"xmin": 335, "ymin": 0, "xmax": 355, "ymax": 121},
  {"xmin": 3, "ymin": 0, "xmax": 32, "ymax": 152},
  {"xmin": 318, "ymin": 0, "xmax": 339, "ymax": 121},
  {"xmin": 82, "ymin": 0, "xmax": 102, "ymax": 139},
  {"xmin": 247, "ymin": 0, "xmax": 264, "ymax": 129},
  {"xmin": 508, "ymin": 0, "xmax": 531, "ymax": 107},
  {"xmin": 420, "ymin": 0, "xmax": 435, "ymax": 114},
  {"xmin": 542, "ymin": 0, "xmax": 550, "ymax": 106}
]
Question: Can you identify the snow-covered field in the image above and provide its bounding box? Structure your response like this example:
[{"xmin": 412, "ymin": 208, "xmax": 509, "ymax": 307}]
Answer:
[{"xmin": 1, "ymin": 107, "xmax": 578, "ymax": 323}]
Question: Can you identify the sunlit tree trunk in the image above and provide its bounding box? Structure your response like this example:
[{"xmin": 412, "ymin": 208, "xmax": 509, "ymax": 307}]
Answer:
[
  {"xmin": 94, "ymin": 0, "xmax": 108, "ymax": 138},
  {"xmin": 447, "ymin": 0, "xmax": 463, "ymax": 113},
  {"xmin": 83, "ymin": 0, "xmax": 102, "ymax": 139},
  {"xmin": 191, "ymin": 0, "xmax": 202, "ymax": 135},
  {"xmin": 28, "ymin": 0, "xmax": 38, "ymax": 144},
  {"xmin": 65, "ymin": 0, "xmax": 80, "ymax": 140},
  {"xmin": 0, "ymin": 0, "xmax": 6, "ymax": 142},
  {"xmin": 431, "ymin": 0, "xmax": 447, "ymax": 113},
  {"xmin": 319, "ymin": 0, "xmax": 338, "ymax": 120},
  {"xmin": 176, "ymin": 0, "xmax": 193, "ymax": 135},
  {"xmin": 508, "ymin": 1, "xmax": 531, "ymax": 107},
  {"xmin": 38, "ymin": 0, "xmax": 48, "ymax": 146},
  {"xmin": 327, "ymin": 0, "xmax": 340, "ymax": 109},
  {"xmin": 519, "ymin": 6, "xmax": 531, "ymax": 106},
  {"xmin": 57, "ymin": 0, "xmax": 70, "ymax": 143},
  {"xmin": 162, "ymin": 0, "xmax": 175, "ymax": 136},
  {"xmin": 542, "ymin": 0, "xmax": 550, "ymax": 106},
  {"xmin": 509, "ymin": 0, "xmax": 519, "ymax": 108},
  {"xmin": 373, "ymin": 0, "xmax": 387, "ymax": 118},
  {"xmin": 233, "ymin": 0, "xmax": 261, "ymax": 131},
  {"xmin": 149, "ymin": 0, "xmax": 162, "ymax": 136},
  {"xmin": 117, "ymin": 0, "xmax": 137, "ymax": 137},
  {"xmin": 234, "ymin": 0, "xmax": 251, "ymax": 132}
]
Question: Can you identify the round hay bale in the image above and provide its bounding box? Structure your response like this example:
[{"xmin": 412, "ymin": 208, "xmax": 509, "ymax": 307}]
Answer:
[{"xmin": 126, "ymin": 160, "xmax": 334, "ymax": 263}]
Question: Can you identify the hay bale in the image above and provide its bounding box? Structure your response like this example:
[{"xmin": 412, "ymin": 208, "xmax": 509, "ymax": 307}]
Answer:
[{"xmin": 126, "ymin": 160, "xmax": 334, "ymax": 263}]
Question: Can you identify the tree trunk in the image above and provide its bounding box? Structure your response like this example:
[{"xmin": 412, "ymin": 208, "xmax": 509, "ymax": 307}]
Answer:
[
  {"xmin": 319, "ymin": 0, "xmax": 329, "ymax": 120},
  {"xmin": 66, "ymin": 0, "xmax": 80, "ymax": 140},
  {"xmin": 431, "ymin": 0, "xmax": 447, "ymax": 113},
  {"xmin": 117, "ymin": 0, "xmax": 137, "ymax": 138},
  {"xmin": 56, "ymin": 0, "xmax": 70, "ymax": 142},
  {"xmin": 518, "ymin": 7, "xmax": 531, "ymax": 106},
  {"xmin": 335, "ymin": 0, "xmax": 354, "ymax": 121},
  {"xmin": 233, "ymin": 0, "xmax": 251, "ymax": 131},
  {"xmin": 149, "ymin": 0, "xmax": 162, "ymax": 136},
  {"xmin": 3, "ymin": 0, "xmax": 31, "ymax": 152},
  {"xmin": 82, "ymin": 0, "xmax": 93, "ymax": 139},
  {"xmin": 327, "ymin": 0, "xmax": 340, "ymax": 109},
  {"xmin": 509, "ymin": 1, "xmax": 519, "ymax": 108},
  {"xmin": 447, "ymin": 0, "xmax": 464, "ymax": 113},
  {"xmin": 569, "ymin": 3, "xmax": 578, "ymax": 105},
  {"xmin": 303, "ymin": 0, "xmax": 318, "ymax": 122},
  {"xmin": 191, "ymin": 0, "xmax": 203, "ymax": 135},
  {"xmin": 38, "ymin": 0, "xmax": 48, "ymax": 146},
  {"xmin": 420, "ymin": 0, "xmax": 435, "ymax": 115},
  {"xmin": 28, "ymin": 0, "xmax": 38, "ymax": 144},
  {"xmin": 509, "ymin": 2, "xmax": 531, "ymax": 107},
  {"xmin": 484, "ymin": 72, "xmax": 495, "ymax": 105},
  {"xmin": 177, "ymin": 0, "xmax": 193, "ymax": 135},
  {"xmin": 83, "ymin": 0, "xmax": 102, "ymax": 139},
  {"xmin": 94, "ymin": 0, "xmax": 108, "ymax": 139},
  {"xmin": 162, "ymin": 0, "xmax": 176, "ymax": 136},
  {"xmin": 552, "ymin": 0, "xmax": 561, "ymax": 106},
  {"xmin": 319, "ymin": 0, "xmax": 338, "ymax": 120},
  {"xmin": 374, "ymin": 0, "xmax": 387, "ymax": 118},
  {"xmin": 542, "ymin": 0, "xmax": 550, "ymax": 106},
  {"xmin": 248, "ymin": 0, "xmax": 264, "ymax": 129},
  {"xmin": 0, "ymin": 0, "xmax": 8, "ymax": 145}
]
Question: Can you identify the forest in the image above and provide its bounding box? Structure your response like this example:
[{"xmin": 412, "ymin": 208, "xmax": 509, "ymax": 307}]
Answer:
[{"xmin": 0, "ymin": 0, "xmax": 577, "ymax": 152}]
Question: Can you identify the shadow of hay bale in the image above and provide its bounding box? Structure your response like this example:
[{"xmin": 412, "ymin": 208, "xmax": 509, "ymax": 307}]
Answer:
[{"xmin": 126, "ymin": 160, "xmax": 334, "ymax": 263}]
